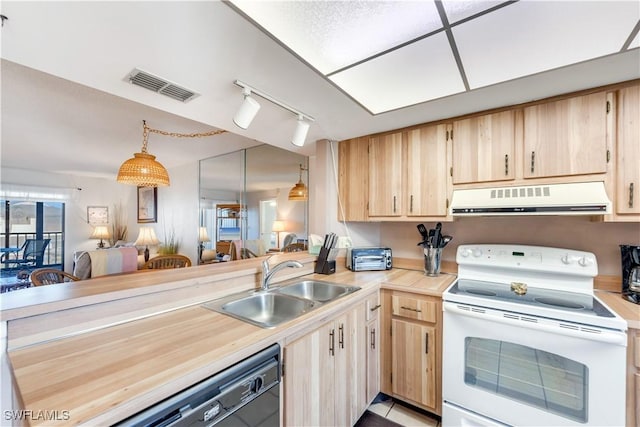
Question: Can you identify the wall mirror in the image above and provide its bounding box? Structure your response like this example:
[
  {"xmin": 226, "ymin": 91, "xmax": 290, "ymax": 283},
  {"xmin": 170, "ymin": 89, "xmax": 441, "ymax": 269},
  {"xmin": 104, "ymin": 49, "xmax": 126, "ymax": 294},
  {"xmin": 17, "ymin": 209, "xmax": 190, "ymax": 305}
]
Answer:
[{"xmin": 198, "ymin": 144, "xmax": 308, "ymax": 264}]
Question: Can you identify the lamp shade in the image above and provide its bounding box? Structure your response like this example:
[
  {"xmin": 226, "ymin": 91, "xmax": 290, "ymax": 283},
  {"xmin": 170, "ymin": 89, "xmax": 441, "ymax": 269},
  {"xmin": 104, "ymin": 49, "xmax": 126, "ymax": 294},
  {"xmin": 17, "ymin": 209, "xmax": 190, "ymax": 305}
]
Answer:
[
  {"xmin": 198, "ymin": 227, "xmax": 211, "ymax": 243},
  {"xmin": 135, "ymin": 226, "xmax": 160, "ymax": 246},
  {"xmin": 90, "ymin": 225, "xmax": 110, "ymax": 240},
  {"xmin": 233, "ymin": 95, "xmax": 261, "ymax": 129},
  {"xmin": 291, "ymin": 117, "xmax": 310, "ymax": 147},
  {"xmin": 117, "ymin": 152, "xmax": 170, "ymax": 187},
  {"xmin": 272, "ymin": 220, "xmax": 286, "ymax": 232}
]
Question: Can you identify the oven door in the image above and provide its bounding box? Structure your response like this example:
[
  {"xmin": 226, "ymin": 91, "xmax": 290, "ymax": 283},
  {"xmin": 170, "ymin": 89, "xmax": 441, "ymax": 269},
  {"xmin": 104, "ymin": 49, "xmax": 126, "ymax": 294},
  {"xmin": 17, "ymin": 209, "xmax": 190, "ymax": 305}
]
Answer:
[{"xmin": 442, "ymin": 301, "xmax": 627, "ymax": 427}]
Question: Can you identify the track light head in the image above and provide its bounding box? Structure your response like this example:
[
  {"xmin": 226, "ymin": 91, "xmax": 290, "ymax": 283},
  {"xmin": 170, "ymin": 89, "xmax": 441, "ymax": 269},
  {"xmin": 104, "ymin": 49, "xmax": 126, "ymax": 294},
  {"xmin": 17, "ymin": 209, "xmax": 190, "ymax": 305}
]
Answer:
[
  {"xmin": 233, "ymin": 89, "xmax": 261, "ymax": 129},
  {"xmin": 291, "ymin": 115, "xmax": 310, "ymax": 147}
]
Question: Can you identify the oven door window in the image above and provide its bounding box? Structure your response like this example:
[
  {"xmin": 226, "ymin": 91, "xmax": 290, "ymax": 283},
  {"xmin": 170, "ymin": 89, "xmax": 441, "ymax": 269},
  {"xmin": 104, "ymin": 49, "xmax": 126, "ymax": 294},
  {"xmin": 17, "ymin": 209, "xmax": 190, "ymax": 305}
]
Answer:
[{"xmin": 464, "ymin": 337, "xmax": 587, "ymax": 423}]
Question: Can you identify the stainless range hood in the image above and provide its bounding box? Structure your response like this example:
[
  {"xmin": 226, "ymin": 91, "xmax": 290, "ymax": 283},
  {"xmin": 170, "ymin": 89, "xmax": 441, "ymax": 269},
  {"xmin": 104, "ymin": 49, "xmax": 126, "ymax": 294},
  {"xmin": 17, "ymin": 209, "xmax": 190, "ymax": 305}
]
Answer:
[{"xmin": 450, "ymin": 181, "xmax": 611, "ymax": 216}]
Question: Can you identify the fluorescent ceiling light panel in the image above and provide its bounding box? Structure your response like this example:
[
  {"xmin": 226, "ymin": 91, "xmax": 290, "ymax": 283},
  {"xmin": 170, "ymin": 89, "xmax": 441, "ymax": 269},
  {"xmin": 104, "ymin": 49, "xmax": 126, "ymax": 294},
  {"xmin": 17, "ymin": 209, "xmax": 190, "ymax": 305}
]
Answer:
[
  {"xmin": 454, "ymin": 1, "xmax": 640, "ymax": 89},
  {"xmin": 329, "ymin": 32, "xmax": 464, "ymax": 114},
  {"xmin": 441, "ymin": 0, "xmax": 509, "ymax": 24},
  {"xmin": 231, "ymin": 0, "xmax": 442, "ymax": 74}
]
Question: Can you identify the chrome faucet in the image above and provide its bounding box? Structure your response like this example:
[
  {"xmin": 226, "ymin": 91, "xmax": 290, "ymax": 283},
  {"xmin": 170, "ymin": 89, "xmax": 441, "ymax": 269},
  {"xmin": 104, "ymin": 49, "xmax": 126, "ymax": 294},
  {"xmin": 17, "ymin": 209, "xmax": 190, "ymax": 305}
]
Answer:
[{"xmin": 261, "ymin": 257, "xmax": 303, "ymax": 291}]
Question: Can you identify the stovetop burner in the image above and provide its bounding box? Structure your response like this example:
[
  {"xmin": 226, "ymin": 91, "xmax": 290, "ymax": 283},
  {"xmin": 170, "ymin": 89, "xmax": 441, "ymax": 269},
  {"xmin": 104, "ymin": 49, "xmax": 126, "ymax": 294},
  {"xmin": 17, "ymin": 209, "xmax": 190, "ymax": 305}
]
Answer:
[{"xmin": 534, "ymin": 297, "xmax": 585, "ymax": 310}]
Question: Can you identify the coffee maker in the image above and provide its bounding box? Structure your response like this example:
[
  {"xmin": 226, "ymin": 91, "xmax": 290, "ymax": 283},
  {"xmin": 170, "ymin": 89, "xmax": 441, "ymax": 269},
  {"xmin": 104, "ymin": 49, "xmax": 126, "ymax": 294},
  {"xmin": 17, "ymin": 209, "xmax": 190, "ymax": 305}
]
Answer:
[{"xmin": 620, "ymin": 245, "xmax": 640, "ymax": 304}]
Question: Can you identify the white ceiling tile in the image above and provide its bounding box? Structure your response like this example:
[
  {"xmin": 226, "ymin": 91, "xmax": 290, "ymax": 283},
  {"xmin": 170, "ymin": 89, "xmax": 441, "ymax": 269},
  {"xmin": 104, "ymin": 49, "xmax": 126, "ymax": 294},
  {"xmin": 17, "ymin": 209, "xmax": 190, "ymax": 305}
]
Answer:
[
  {"xmin": 441, "ymin": 0, "xmax": 510, "ymax": 24},
  {"xmin": 454, "ymin": 1, "xmax": 640, "ymax": 89},
  {"xmin": 329, "ymin": 33, "xmax": 465, "ymax": 114},
  {"xmin": 231, "ymin": 0, "xmax": 443, "ymax": 74}
]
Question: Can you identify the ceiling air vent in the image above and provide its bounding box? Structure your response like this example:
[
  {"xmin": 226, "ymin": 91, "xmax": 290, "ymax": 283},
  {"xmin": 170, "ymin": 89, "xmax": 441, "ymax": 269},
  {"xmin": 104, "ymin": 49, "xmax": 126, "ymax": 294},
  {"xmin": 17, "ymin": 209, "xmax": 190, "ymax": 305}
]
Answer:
[{"xmin": 126, "ymin": 68, "xmax": 199, "ymax": 102}]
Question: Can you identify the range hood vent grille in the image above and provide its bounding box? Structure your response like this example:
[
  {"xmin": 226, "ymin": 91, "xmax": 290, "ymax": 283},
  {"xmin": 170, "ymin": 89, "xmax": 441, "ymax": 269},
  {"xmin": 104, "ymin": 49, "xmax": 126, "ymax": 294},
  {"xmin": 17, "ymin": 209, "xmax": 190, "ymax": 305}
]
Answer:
[
  {"xmin": 126, "ymin": 68, "xmax": 199, "ymax": 102},
  {"xmin": 450, "ymin": 181, "xmax": 611, "ymax": 216}
]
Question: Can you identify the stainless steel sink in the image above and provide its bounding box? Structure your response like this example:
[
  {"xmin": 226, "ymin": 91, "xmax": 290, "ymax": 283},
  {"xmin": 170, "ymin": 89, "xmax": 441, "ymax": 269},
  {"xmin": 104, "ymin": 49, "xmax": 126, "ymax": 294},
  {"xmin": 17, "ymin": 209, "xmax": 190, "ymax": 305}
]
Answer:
[
  {"xmin": 275, "ymin": 280, "xmax": 360, "ymax": 302},
  {"xmin": 203, "ymin": 291, "xmax": 317, "ymax": 329}
]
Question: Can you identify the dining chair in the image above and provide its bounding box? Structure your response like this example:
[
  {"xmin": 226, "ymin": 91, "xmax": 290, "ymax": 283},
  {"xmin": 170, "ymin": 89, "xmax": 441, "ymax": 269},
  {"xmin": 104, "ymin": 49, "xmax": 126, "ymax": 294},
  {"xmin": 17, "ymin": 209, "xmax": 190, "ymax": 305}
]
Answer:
[
  {"xmin": 142, "ymin": 254, "xmax": 192, "ymax": 269},
  {"xmin": 31, "ymin": 268, "xmax": 81, "ymax": 286},
  {"xmin": 2, "ymin": 239, "xmax": 51, "ymax": 269},
  {"xmin": 282, "ymin": 243, "xmax": 307, "ymax": 252}
]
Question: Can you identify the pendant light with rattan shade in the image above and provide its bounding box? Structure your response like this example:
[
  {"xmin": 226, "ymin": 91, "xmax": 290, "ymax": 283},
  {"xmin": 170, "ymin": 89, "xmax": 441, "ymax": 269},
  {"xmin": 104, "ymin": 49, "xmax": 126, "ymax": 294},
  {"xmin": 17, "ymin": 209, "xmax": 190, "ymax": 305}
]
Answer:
[
  {"xmin": 117, "ymin": 120, "xmax": 227, "ymax": 187},
  {"xmin": 288, "ymin": 164, "xmax": 308, "ymax": 201},
  {"xmin": 117, "ymin": 121, "xmax": 170, "ymax": 187}
]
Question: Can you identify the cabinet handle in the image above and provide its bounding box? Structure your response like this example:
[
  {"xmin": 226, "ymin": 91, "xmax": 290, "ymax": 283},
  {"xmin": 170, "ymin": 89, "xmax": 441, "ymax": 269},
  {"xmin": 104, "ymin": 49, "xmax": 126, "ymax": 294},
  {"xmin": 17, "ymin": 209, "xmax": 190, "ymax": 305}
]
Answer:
[
  {"xmin": 410, "ymin": 195, "xmax": 414, "ymax": 213},
  {"xmin": 393, "ymin": 196, "xmax": 397, "ymax": 213},
  {"xmin": 630, "ymin": 183, "xmax": 635, "ymax": 209},
  {"xmin": 530, "ymin": 151, "xmax": 535, "ymax": 174},
  {"xmin": 425, "ymin": 332, "xmax": 429, "ymax": 354},
  {"xmin": 338, "ymin": 324, "xmax": 345, "ymax": 349},
  {"xmin": 329, "ymin": 329, "xmax": 335, "ymax": 356},
  {"xmin": 371, "ymin": 329, "xmax": 376, "ymax": 350},
  {"xmin": 370, "ymin": 304, "xmax": 381, "ymax": 312},
  {"xmin": 505, "ymin": 154, "xmax": 509, "ymax": 176},
  {"xmin": 400, "ymin": 306, "xmax": 422, "ymax": 313}
]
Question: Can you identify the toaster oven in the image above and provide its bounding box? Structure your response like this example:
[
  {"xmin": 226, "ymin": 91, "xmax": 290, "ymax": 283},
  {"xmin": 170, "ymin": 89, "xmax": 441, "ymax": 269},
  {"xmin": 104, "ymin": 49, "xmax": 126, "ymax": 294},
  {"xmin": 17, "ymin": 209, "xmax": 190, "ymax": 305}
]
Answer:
[{"xmin": 346, "ymin": 247, "xmax": 392, "ymax": 271}]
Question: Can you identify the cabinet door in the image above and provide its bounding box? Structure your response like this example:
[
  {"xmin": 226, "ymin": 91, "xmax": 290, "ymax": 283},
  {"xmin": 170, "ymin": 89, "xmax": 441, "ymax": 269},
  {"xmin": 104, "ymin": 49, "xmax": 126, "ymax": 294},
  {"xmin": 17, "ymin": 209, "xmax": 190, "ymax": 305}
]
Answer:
[
  {"xmin": 338, "ymin": 137, "xmax": 369, "ymax": 221},
  {"xmin": 524, "ymin": 92, "xmax": 608, "ymax": 178},
  {"xmin": 344, "ymin": 305, "xmax": 368, "ymax": 425},
  {"xmin": 452, "ymin": 111, "xmax": 515, "ymax": 184},
  {"xmin": 366, "ymin": 317, "xmax": 380, "ymax": 405},
  {"xmin": 391, "ymin": 295, "xmax": 438, "ymax": 323},
  {"xmin": 616, "ymin": 86, "xmax": 640, "ymax": 215},
  {"xmin": 406, "ymin": 124, "xmax": 449, "ymax": 216},
  {"xmin": 284, "ymin": 322, "xmax": 335, "ymax": 426},
  {"xmin": 369, "ymin": 133, "xmax": 404, "ymax": 216},
  {"xmin": 391, "ymin": 319, "xmax": 437, "ymax": 410}
]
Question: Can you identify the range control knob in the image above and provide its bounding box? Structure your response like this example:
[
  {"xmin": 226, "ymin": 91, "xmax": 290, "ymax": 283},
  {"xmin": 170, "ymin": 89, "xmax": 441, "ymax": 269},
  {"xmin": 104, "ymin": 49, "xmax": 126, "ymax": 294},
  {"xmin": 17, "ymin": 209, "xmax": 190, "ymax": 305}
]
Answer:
[
  {"xmin": 561, "ymin": 254, "xmax": 572, "ymax": 264},
  {"xmin": 459, "ymin": 248, "xmax": 471, "ymax": 257},
  {"xmin": 472, "ymin": 248, "xmax": 483, "ymax": 258},
  {"xmin": 578, "ymin": 256, "xmax": 593, "ymax": 267}
]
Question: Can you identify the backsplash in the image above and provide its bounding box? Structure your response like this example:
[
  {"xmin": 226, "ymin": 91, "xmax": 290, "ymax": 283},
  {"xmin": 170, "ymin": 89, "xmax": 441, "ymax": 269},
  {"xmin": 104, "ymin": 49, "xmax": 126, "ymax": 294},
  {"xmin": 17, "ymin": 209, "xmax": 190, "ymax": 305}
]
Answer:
[{"xmin": 379, "ymin": 217, "xmax": 639, "ymax": 276}]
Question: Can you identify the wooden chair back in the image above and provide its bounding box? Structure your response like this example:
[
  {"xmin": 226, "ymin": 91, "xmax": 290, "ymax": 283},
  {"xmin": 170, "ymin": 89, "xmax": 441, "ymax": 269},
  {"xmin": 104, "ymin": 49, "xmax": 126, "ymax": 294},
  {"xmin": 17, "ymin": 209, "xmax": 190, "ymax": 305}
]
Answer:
[
  {"xmin": 142, "ymin": 254, "xmax": 192, "ymax": 269},
  {"xmin": 282, "ymin": 242, "xmax": 307, "ymax": 252},
  {"xmin": 31, "ymin": 268, "xmax": 80, "ymax": 286}
]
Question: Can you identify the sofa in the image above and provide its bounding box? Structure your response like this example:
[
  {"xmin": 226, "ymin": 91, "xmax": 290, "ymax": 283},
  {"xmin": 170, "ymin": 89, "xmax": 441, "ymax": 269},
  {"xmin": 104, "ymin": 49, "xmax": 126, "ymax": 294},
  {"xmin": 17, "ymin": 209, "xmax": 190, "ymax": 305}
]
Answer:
[{"xmin": 73, "ymin": 247, "xmax": 140, "ymax": 279}]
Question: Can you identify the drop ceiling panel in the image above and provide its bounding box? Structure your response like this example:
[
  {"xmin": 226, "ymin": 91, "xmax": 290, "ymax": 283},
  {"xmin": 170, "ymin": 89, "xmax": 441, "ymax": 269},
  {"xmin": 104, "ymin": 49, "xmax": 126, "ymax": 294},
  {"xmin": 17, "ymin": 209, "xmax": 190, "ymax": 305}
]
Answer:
[
  {"xmin": 231, "ymin": 0, "xmax": 442, "ymax": 74},
  {"xmin": 329, "ymin": 32, "xmax": 464, "ymax": 114},
  {"xmin": 441, "ymin": 0, "xmax": 509, "ymax": 24},
  {"xmin": 454, "ymin": 1, "xmax": 640, "ymax": 89}
]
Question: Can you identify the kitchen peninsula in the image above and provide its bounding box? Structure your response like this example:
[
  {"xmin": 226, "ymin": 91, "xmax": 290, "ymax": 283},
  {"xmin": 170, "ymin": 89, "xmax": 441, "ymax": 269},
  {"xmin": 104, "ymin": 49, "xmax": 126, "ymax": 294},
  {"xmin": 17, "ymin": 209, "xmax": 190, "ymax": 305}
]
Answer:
[{"xmin": 0, "ymin": 253, "xmax": 453, "ymax": 426}]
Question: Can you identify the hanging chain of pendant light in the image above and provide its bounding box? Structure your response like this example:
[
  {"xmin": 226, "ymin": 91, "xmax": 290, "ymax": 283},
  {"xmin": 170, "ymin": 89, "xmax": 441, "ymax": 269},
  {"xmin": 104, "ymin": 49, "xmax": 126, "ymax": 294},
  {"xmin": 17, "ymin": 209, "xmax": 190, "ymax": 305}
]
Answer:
[{"xmin": 117, "ymin": 120, "xmax": 227, "ymax": 187}]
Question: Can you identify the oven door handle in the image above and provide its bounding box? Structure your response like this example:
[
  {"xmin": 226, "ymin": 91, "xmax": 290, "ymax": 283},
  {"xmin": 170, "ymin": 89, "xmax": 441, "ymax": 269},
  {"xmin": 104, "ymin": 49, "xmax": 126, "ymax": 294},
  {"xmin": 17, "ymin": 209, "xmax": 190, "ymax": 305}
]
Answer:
[{"xmin": 444, "ymin": 303, "xmax": 627, "ymax": 346}]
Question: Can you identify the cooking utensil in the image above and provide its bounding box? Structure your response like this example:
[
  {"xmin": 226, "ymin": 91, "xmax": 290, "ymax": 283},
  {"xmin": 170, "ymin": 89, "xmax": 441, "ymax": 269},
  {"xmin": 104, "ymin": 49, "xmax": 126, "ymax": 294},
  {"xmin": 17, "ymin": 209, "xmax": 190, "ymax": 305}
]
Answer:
[
  {"xmin": 432, "ymin": 222, "xmax": 442, "ymax": 249},
  {"xmin": 417, "ymin": 224, "xmax": 429, "ymax": 240},
  {"xmin": 440, "ymin": 235, "xmax": 452, "ymax": 248}
]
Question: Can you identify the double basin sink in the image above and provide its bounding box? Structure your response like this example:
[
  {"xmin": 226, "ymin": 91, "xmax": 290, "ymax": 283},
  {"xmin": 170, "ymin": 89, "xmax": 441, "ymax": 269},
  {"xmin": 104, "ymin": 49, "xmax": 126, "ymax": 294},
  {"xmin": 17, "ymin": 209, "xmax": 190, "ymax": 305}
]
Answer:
[{"xmin": 203, "ymin": 280, "xmax": 361, "ymax": 328}]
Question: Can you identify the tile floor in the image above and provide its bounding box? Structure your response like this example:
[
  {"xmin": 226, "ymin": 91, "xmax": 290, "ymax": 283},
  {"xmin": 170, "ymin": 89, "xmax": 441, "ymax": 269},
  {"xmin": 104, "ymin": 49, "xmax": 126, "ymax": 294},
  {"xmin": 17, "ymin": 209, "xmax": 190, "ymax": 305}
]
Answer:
[{"xmin": 366, "ymin": 394, "xmax": 440, "ymax": 427}]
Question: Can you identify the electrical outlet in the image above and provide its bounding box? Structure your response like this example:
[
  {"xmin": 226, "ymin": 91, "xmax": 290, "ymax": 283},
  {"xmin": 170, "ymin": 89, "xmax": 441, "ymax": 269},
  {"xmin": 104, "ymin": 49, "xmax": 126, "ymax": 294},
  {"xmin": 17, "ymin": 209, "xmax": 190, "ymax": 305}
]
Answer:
[{"xmin": 336, "ymin": 236, "xmax": 352, "ymax": 249}]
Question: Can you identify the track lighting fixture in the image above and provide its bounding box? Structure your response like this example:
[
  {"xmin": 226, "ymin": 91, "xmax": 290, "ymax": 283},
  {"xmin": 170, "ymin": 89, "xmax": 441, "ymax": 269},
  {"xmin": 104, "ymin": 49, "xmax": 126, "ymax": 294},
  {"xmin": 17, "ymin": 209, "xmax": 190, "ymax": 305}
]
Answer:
[
  {"xmin": 233, "ymin": 80, "xmax": 315, "ymax": 146},
  {"xmin": 233, "ymin": 88, "xmax": 261, "ymax": 129}
]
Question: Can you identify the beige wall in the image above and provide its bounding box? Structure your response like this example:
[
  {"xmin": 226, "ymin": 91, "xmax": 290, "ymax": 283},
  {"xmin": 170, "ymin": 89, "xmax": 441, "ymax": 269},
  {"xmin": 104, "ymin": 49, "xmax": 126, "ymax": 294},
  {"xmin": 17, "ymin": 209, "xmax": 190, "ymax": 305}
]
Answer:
[{"xmin": 381, "ymin": 217, "xmax": 639, "ymax": 276}]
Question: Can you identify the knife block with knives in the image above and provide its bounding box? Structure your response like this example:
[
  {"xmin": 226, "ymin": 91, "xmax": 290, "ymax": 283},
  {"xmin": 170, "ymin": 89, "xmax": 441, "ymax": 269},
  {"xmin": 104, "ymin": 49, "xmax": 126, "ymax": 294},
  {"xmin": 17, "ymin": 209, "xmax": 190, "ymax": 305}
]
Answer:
[{"xmin": 314, "ymin": 232, "xmax": 338, "ymax": 275}]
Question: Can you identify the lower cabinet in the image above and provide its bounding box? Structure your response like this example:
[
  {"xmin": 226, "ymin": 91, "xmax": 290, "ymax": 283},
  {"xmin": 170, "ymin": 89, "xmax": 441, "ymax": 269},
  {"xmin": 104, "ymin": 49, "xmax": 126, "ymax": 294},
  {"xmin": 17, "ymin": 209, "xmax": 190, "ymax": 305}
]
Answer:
[
  {"xmin": 627, "ymin": 328, "xmax": 640, "ymax": 427},
  {"xmin": 283, "ymin": 298, "xmax": 372, "ymax": 426},
  {"xmin": 382, "ymin": 290, "xmax": 442, "ymax": 415}
]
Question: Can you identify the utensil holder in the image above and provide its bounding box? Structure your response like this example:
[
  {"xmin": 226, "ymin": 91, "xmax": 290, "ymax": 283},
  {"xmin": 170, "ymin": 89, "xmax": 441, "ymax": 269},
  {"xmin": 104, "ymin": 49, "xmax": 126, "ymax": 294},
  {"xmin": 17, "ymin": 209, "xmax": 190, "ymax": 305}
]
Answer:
[
  {"xmin": 424, "ymin": 247, "xmax": 442, "ymax": 276},
  {"xmin": 314, "ymin": 247, "xmax": 336, "ymax": 275}
]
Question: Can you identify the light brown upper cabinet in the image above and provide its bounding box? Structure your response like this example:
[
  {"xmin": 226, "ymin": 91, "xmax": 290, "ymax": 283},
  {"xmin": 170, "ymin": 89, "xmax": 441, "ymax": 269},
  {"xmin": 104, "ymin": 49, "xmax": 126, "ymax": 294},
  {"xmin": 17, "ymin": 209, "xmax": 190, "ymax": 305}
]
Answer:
[
  {"xmin": 615, "ymin": 85, "xmax": 640, "ymax": 215},
  {"xmin": 523, "ymin": 92, "xmax": 608, "ymax": 179},
  {"xmin": 338, "ymin": 137, "xmax": 369, "ymax": 221},
  {"xmin": 369, "ymin": 132, "xmax": 404, "ymax": 217},
  {"xmin": 368, "ymin": 125, "xmax": 450, "ymax": 219},
  {"xmin": 406, "ymin": 125, "xmax": 449, "ymax": 217},
  {"xmin": 452, "ymin": 110, "xmax": 516, "ymax": 184}
]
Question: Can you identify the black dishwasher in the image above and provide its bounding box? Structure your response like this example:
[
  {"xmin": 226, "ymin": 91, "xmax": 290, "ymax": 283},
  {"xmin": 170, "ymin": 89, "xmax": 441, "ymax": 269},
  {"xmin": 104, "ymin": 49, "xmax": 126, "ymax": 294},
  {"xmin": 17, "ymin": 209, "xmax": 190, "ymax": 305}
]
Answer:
[{"xmin": 116, "ymin": 344, "xmax": 280, "ymax": 427}]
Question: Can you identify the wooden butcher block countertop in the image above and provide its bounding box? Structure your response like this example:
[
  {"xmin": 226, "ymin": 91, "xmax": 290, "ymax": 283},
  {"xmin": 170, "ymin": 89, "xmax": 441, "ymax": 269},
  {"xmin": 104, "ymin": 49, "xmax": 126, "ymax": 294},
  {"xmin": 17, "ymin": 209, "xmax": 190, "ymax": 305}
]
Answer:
[{"xmin": 5, "ymin": 258, "xmax": 455, "ymax": 426}]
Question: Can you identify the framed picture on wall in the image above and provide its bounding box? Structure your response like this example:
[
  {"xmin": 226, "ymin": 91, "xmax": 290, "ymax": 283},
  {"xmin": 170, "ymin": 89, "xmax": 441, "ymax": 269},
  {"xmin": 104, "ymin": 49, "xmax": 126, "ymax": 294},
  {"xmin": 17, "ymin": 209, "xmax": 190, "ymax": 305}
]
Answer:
[
  {"xmin": 137, "ymin": 186, "xmax": 157, "ymax": 223},
  {"xmin": 87, "ymin": 206, "xmax": 109, "ymax": 225}
]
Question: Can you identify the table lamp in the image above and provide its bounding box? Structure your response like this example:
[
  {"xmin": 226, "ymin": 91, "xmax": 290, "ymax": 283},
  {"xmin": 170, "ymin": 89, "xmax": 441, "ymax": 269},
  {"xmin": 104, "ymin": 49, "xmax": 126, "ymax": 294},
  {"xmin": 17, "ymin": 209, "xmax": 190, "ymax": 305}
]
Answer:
[
  {"xmin": 135, "ymin": 226, "xmax": 160, "ymax": 262},
  {"xmin": 90, "ymin": 225, "xmax": 110, "ymax": 249},
  {"xmin": 198, "ymin": 227, "xmax": 211, "ymax": 262},
  {"xmin": 272, "ymin": 220, "xmax": 286, "ymax": 248}
]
